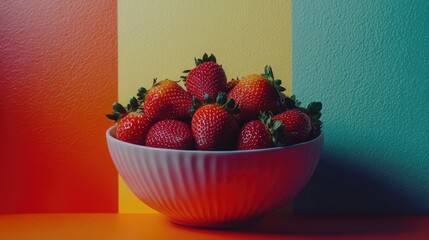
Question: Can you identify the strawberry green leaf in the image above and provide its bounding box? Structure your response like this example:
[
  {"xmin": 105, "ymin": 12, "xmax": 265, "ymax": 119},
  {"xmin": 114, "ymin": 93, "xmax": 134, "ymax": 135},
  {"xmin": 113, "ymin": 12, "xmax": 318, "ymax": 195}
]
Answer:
[
  {"xmin": 273, "ymin": 120, "xmax": 282, "ymax": 130},
  {"xmin": 268, "ymin": 67, "xmax": 274, "ymax": 79},
  {"xmin": 113, "ymin": 102, "xmax": 126, "ymax": 114},
  {"xmin": 152, "ymin": 78, "xmax": 158, "ymax": 86},
  {"xmin": 130, "ymin": 97, "xmax": 139, "ymax": 112},
  {"xmin": 259, "ymin": 111, "xmax": 286, "ymax": 147},
  {"xmin": 225, "ymin": 98, "xmax": 236, "ymax": 110},
  {"xmin": 203, "ymin": 93, "xmax": 213, "ymax": 103},
  {"xmin": 208, "ymin": 54, "xmax": 217, "ymax": 63},
  {"xmin": 268, "ymin": 118, "xmax": 275, "ymax": 127},
  {"xmin": 290, "ymin": 95, "xmax": 303, "ymax": 108},
  {"xmin": 194, "ymin": 53, "xmax": 218, "ymax": 66},
  {"xmin": 262, "ymin": 65, "xmax": 286, "ymax": 94},
  {"xmin": 105, "ymin": 113, "xmax": 117, "ymax": 121},
  {"xmin": 136, "ymin": 87, "xmax": 147, "ymax": 101},
  {"xmin": 263, "ymin": 65, "xmax": 274, "ymax": 79},
  {"xmin": 189, "ymin": 96, "xmax": 202, "ymax": 115},
  {"xmin": 192, "ymin": 96, "xmax": 201, "ymax": 105},
  {"xmin": 231, "ymin": 103, "xmax": 240, "ymax": 114},
  {"xmin": 216, "ymin": 92, "xmax": 227, "ymax": 105},
  {"xmin": 308, "ymin": 101, "xmax": 322, "ymax": 113},
  {"xmin": 278, "ymin": 86, "xmax": 286, "ymax": 92},
  {"xmin": 264, "ymin": 65, "xmax": 270, "ymax": 77},
  {"xmin": 311, "ymin": 112, "xmax": 322, "ymax": 120},
  {"xmin": 105, "ymin": 112, "xmax": 122, "ymax": 122}
]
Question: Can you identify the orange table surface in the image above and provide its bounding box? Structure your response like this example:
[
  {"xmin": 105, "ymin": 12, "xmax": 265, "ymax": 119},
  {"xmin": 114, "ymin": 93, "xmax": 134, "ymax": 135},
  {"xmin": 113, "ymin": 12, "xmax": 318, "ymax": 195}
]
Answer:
[{"xmin": 1, "ymin": 214, "xmax": 429, "ymax": 240}]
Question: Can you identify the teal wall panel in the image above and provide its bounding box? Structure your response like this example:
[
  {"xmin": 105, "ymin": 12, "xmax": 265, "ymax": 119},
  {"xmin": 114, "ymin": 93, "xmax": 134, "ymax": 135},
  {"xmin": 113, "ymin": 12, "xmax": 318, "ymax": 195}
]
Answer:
[{"xmin": 293, "ymin": 0, "xmax": 429, "ymax": 214}]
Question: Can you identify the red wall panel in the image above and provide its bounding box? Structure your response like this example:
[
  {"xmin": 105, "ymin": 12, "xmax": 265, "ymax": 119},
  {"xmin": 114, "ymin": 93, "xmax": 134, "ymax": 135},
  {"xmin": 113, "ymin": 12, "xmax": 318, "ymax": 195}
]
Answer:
[{"xmin": 0, "ymin": 0, "xmax": 118, "ymax": 213}]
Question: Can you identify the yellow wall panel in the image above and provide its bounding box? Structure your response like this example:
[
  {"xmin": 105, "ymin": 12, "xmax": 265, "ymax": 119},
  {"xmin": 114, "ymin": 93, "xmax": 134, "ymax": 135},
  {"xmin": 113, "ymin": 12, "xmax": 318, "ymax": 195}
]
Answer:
[{"xmin": 118, "ymin": 0, "xmax": 292, "ymax": 213}]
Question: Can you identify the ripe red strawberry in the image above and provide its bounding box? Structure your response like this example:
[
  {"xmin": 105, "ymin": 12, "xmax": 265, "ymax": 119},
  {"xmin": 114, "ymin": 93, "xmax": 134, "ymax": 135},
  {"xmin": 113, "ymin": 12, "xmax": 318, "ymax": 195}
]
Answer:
[
  {"xmin": 182, "ymin": 53, "xmax": 227, "ymax": 101},
  {"xmin": 237, "ymin": 120, "xmax": 272, "ymax": 150},
  {"xmin": 142, "ymin": 79, "xmax": 193, "ymax": 121},
  {"xmin": 191, "ymin": 93, "xmax": 239, "ymax": 150},
  {"xmin": 273, "ymin": 109, "xmax": 311, "ymax": 144},
  {"xmin": 237, "ymin": 113, "xmax": 285, "ymax": 150},
  {"xmin": 227, "ymin": 66, "xmax": 286, "ymax": 123},
  {"xmin": 146, "ymin": 120, "xmax": 194, "ymax": 150},
  {"xmin": 106, "ymin": 98, "xmax": 152, "ymax": 145}
]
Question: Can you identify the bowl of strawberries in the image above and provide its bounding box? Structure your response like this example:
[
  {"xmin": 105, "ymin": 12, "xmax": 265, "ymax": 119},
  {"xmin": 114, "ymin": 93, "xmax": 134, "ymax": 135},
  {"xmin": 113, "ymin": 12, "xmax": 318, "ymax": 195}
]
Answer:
[{"xmin": 106, "ymin": 54, "xmax": 323, "ymax": 228}]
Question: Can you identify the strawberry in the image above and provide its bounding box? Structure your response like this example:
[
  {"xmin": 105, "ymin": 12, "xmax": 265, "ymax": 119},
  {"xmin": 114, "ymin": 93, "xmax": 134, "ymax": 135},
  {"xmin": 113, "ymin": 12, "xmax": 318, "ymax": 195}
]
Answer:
[
  {"xmin": 277, "ymin": 93, "xmax": 323, "ymax": 140},
  {"xmin": 181, "ymin": 53, "xmax": 227, "ymax": 101},
  {"xmin": 227, "ymin": 66, "xmax": 285, "ymax": 123},
  {"xmin": 237, "ymin": 112, "xmax": 285, "ymax": 150},
  {"xmin": 142, "ymin": 79, "xmax": 193, "ymax": 121},
  {"xmin": 146, "ymin": 120, "xmax": 194, "ymax": 150},
  {"xmin": 191, "ymin": 93, "xmax": 239, "ymax": 150},
  {"xmin": 273, "ymin": 109, "xmax": 312, "ymax": 144},
  {"xmin": 106, "ymin": 97, "xmax": 152, "ymax": 145}
]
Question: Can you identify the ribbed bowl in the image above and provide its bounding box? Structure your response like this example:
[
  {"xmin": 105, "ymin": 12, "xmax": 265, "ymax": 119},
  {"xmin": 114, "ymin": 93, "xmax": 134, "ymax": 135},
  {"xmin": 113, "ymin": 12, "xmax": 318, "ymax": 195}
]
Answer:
[{"xmin": 106, "ymin": 126, "xmax": 323, "ymax": 228}]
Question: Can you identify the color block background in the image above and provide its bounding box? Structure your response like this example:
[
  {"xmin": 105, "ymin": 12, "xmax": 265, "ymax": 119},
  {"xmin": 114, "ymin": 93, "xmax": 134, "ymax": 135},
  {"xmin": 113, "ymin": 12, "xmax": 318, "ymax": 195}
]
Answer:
[
  {"xmin": 0, "ymin": 0, "xmax": 118, "ymax": 213},
  {"xmin": 1, "ymin": 0, "xmax": 428, "ymax": 215},
  {"xmin": 293, "ymin": 0, "xmax": 429, "ymax": 214},
  {"xmin": 118, "ymin": 0, "xmax": 292, "ymax": 213}
]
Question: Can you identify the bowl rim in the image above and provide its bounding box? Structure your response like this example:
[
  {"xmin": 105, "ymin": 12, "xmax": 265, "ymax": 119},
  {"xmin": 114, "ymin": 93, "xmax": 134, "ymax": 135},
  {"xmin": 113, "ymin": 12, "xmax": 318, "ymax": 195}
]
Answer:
[{"xmin": 106, "ymin": 125, "xmax": 323, "ymax": 155}]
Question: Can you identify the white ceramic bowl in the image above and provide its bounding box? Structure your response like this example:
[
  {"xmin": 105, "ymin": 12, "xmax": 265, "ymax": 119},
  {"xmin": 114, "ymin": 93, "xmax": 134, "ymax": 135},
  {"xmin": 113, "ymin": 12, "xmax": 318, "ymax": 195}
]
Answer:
[{"xmin": 106, "ymin": 126, "xmax": 323, "ymax": 228}]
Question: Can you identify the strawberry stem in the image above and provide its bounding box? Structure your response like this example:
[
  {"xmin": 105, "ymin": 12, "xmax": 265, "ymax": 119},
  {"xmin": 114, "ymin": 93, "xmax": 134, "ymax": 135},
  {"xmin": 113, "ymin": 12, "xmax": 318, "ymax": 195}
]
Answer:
[
  {"xmin": 195, "ymin": 53, "xmax": 217, "ymax": 66},
  {"xmin": 106, "ymin": 96, "xmax": 144, "ymax": 122},
  {"xmin": 188, "ymin": 92, "xmax": 240, "ymax": 115},
  {"xmin": 261, "ymin": 65, "xmax": 286, "ymax": 93},
  {"xmin": 260, "ymin": 112, "xmax": 286, "ymax": 147}
]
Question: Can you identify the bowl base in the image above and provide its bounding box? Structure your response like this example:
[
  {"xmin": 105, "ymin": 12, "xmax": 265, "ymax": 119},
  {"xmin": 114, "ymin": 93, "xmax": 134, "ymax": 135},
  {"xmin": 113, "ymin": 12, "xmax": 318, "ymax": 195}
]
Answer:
[{"xmin": 170, "ymin": 217, "xmax": 262, "ymax": 229}]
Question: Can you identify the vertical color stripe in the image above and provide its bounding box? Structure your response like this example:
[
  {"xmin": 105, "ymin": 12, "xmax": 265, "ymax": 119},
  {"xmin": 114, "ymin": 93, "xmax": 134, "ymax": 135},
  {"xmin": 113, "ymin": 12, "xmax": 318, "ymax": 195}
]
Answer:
[
  {"xmin": 293, "ymin": 0, "xmax": 429, "ymax": 214},
  {"xmin": 118, "ymin": 0, "xmax": 292, "ymax": 213},
  {"xmin": 0, "ymin": 0, "xmax": 118, "ymax": 213}
]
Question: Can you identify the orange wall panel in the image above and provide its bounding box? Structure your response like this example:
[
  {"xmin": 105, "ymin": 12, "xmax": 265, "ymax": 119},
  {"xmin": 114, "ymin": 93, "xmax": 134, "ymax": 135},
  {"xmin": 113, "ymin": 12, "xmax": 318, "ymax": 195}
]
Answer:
[{"xmin": 0, "ymin": 0, "xmax": 118, "ymax": 213}]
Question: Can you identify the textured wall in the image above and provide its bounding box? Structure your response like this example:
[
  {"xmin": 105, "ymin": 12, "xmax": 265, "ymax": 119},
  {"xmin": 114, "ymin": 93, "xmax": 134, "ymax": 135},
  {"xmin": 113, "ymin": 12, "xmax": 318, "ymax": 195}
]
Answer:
[
  {"xmin": 0, "ymin": 0, "xmax": 118, "ymax": 213},
  {"xmin": 2, "ymin": 0, "xmax": 428, "ymax": 215},
  {"xmin": 293, "ymin": 0, "xmax": 429, "ymax": 214},
  {"xmin": 118, "ymin": 0, "xmax": 292, "ymax": 213}
]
